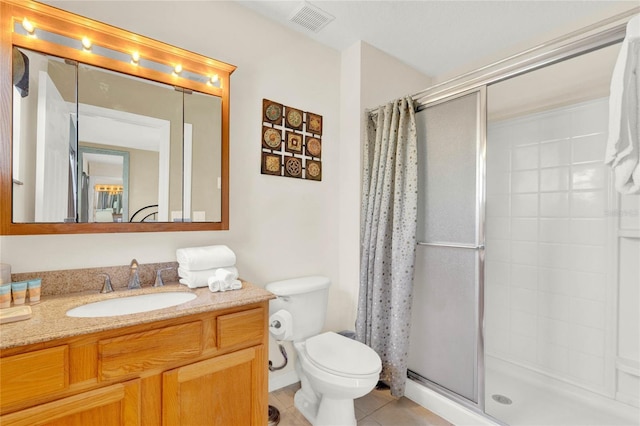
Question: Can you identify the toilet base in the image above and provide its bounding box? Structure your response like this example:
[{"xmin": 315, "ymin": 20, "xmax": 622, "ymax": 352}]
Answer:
[
  {"xmin": 316, "ymin": 396, "xmax": 356, "ymax": 426},
  {"xmin": 294, "ymin": 390, "xmax": 357, "ymax": 426},
  {"xmin": 294, "ymin": 388, "xmax": 318, "ymax": 425}
]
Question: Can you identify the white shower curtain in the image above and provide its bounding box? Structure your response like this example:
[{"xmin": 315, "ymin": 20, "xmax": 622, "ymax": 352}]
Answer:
[{"xmin": 356, "ymin": 96, "xmax": 418, "ymax": 397}]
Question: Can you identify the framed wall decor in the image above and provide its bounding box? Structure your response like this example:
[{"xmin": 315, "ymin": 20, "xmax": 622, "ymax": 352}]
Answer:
[{"xmin": 260, "ymin": 98, "xmax": 323, "ymax": 181}]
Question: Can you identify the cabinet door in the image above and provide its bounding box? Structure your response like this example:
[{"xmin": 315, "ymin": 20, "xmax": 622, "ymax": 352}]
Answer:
[
  {"xmin": 0, "ymin": 379, "xmax": 141, "ymax": 426},
  {"xmin": 163, "ymin": 346, "xmax": 266, "ymax": 426}
]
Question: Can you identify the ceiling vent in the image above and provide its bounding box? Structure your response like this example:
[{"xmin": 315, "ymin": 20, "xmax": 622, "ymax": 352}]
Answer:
[{"xmin": 288, "ymin": 2, "xmax": 335, "ymax": 33}]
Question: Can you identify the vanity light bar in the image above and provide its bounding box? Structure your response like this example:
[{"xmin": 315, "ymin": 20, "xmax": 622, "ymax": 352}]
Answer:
[{"xmin": 12, "ymin": 19, "xmax": 223, "ymax": 89}]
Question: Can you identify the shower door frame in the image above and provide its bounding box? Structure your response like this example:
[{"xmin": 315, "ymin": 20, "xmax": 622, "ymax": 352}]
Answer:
[
  {"xmin": 405, "ymin": 6, "xmax": 637, "ymax": 420},
  {"xmin": 409, "ymin": 86, "xmax": 487, "ymax": 412}
]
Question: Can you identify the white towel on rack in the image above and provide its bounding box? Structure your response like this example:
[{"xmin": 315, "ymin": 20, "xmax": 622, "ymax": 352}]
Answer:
[
  {"xmin": 176, "ymin": 245, "xmax": 236, "ymax": 271},
  {"xmin": 605, "ymin": 14, "xmax": 640, "ymax": 194},
  {"xmin": 178, "ymin": 266, "xmax": 238, "ymax": 288}
]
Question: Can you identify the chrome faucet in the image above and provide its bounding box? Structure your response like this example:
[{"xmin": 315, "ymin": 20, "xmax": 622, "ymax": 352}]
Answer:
[{"xmin": 128, "ymin": 259, "xmax": 141, "ymax": 289}]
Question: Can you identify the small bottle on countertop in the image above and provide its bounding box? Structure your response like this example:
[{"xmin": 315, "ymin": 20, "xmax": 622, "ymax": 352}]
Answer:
[
  {"xmin": 28, "ymin": 279, "xmax": 41, "ymax": 304},
  {"xmin": 11, "ymin": 281, "xmax": 27, "ymax": 305}
]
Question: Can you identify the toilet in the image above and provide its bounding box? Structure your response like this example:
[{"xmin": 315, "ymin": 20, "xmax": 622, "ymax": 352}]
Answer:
[{"xmin": 266, "ymin": 276, "xmax": 381, "ymax": 426}]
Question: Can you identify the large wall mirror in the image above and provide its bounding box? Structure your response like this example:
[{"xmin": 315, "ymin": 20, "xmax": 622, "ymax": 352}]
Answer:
[{"xmin": 1, "ymin": 0, "xmax": 235, "ymax": 234}]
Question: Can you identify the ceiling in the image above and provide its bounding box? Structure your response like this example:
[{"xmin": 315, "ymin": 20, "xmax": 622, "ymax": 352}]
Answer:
[{"xmin": 236, "ymin": 0, "xmax": 638, "ymax": 79}]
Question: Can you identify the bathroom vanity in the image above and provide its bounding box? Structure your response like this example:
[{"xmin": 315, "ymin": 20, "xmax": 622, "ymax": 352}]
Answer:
[{"xmin": 0, "ymin": 284, "xmax": 273, "ymax": 425}]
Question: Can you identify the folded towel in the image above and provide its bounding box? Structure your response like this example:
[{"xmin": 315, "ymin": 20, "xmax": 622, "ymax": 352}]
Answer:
[
  {"xmin": 178, "ymin": 266, "xmax": 238, "ymax": 289},
  {"xmin": 177, "ymin": 266, "xmax": 239, "ymax": 281},
  {"xmin": 176, "ymin": 245, "xmax": 236, "ymax": 271},
  {"xmin": 605, "ymin": 15, "xmax": 640, "ymax": 194}
]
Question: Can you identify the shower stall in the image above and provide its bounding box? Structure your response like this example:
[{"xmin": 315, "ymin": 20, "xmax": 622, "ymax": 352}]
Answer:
[{"xmin": 405, "ymin": 9, "xmax": 640, "ymax": 426}]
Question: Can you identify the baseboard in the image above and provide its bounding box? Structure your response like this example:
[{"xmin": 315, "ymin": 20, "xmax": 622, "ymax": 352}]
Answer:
[{"xmin": 268, "ymin": 369, "xmax": 299, "ymax": 392}]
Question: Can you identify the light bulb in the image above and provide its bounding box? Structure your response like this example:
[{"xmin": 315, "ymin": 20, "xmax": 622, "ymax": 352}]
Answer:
[
  {"xmin": 81, "ymin": 36, "xmax": 92, "ymax": 51},
  {"xmin": 210, "ymin": 74, "xmax": 219, "ymax": 85},
  {"xmin": 131, "ymin": 51, "xmax": 140, "ymax": 64},
  {"xmin": 21, "ymin": 18, "xmax": 35, "ymax": 34},
  {"xmin": 174, "ymin": 64, "xmax": 182, "ymax": 74}
]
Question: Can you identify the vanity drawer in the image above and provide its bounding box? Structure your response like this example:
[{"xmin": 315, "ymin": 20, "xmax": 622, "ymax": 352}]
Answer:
[
  {"xmin": 0, "ymin": 345, "xmax": 69, "ymax": 408},
  {"xmin": 99, "ymin": 321, "xmax": 202, "ymax": 381},
  {"xmin": 217, "ymin": 307, "xmax": 264, "ymax": 350}
]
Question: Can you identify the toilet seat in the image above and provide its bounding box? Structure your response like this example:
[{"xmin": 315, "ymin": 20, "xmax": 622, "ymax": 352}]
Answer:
[{"xmin": 304, "ymin": 332, "xmax": 381, "ymax": 378}]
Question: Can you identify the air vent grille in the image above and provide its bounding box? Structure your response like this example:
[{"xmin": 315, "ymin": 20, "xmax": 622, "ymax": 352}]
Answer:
[{"xmin": 289, "ymin": 2, "xmax": 335, "ymax": 33}]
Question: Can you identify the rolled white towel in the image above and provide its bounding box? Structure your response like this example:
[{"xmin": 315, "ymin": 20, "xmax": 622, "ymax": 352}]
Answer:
[
  {"xmin": 176, "ymin": 245, "xmax": 236, "ymax": 271},
  {"xmin": 178, "ymin": 266, "xmax": 238, "ymax": 288},
  {"xmin": 208, "ymin": 279, "xmax": 242, "ymax": 292},
  {"xmin": 207, "ymin": 269, "xmax": 243, "ymax": 292}
]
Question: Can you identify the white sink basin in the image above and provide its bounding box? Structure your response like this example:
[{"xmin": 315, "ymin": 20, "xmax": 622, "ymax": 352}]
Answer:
[{"xmin": 66, "ymin": 292, "xmax": 197, "ymax": 318}]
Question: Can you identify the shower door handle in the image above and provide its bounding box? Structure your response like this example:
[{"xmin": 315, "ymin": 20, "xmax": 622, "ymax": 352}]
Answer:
[{"xmin": 417, "ymin": 241, "xmax": 485, "ymax": 250}]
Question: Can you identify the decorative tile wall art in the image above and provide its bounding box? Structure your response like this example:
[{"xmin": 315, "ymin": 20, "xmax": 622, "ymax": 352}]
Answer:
[{"xmin": 260, "ymin": 98, "xmax": 322, "ymax": 181}]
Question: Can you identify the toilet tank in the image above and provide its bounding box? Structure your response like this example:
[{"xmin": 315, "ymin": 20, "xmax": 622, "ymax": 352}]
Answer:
[{"xmin": 265, "ymin": 276, "xmax": 330, "ymax": 342}]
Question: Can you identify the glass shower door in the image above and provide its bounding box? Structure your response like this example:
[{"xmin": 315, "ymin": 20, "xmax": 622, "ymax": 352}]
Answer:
[{"xmin": 408, "ymin": 89, "xmax": 485, "ymax": 407}]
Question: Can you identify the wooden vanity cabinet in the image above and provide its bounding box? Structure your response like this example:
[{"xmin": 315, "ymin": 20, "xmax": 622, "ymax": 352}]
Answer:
[{"xmin": 0, "ymin": 302, "xmax": 269, "ymax": 426}]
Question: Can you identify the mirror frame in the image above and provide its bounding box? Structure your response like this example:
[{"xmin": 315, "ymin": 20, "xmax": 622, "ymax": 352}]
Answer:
[{"xmin": 0, "ymin": 0, "xmax": 235, "ymax": 234}]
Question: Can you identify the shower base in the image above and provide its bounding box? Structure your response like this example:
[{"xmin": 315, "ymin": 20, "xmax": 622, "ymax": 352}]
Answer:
[{"xmin": 485, "ymin": 356, "xmax": 639, "ymax": 426}]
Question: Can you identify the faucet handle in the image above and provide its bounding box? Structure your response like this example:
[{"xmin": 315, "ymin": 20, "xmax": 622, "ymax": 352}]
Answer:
[
  {"xmin": 97, "ymin": 273, "xmax": 113, "ymax": 293},
  {"xmin": 128, "ymin": 258, "xmax": 141, "ymax": 290},
  {"xmin": 154, "ymin": 267, "xmax": 174, "ymax": 288}
]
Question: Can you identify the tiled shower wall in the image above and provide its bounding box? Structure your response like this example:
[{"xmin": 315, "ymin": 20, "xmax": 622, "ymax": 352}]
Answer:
[{"xmin": 485, "ymin": 98, "xmax": 612, "ymax": 395}]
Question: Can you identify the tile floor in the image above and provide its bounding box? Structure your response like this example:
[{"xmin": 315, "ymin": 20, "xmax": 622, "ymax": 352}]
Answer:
[{"xmin": 268, "ymin": 383, "xmax": 453, "ymax": 426}]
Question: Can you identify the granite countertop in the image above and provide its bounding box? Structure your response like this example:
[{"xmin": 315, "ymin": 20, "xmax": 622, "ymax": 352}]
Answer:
[{"xmin": 0, "ymin": 282, "xmax": 274, "ymax": 350}]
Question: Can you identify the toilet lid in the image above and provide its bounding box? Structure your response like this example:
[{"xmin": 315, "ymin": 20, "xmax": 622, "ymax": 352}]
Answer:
[{"xmin": 305, "ymin": 332, "xmax": 381, "ymax": 377}]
